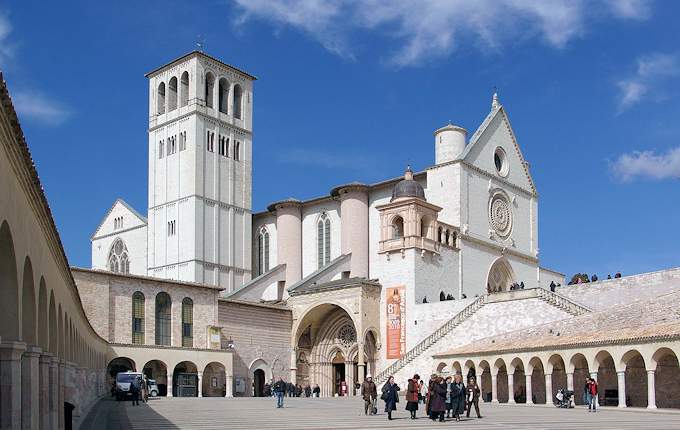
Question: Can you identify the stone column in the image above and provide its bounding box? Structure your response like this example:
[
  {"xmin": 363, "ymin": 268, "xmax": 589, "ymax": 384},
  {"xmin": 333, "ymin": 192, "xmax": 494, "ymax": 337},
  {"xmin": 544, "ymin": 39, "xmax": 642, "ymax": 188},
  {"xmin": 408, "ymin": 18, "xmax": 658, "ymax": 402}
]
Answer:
[
  {"xmin": 646, "ymin": 370, "xmax": 656, "ymax": 409},
  {"xmin": 566, "ymin": 372, "xmax": 574, "ymax": 392},
  {"xmin": 49, "ymin": 357, "xmax": 59, "ymax": 430},
  {"xmin": 0, "ymin": 341, "xmax": 26, "ymax": 429},
  {"xmin": 197, "ymin": 371, "xmax": 203, "ymax": 397},
  {"xmin": 545, "ymin": 373, "xmax": 553, "ymax": 405},
  {"xmin": 22, "ymin": 345, "xmax": 42, "ymax": 429},
  {"xmin": 167, "ymin": 373, "xmax": 173, "ymax": 397},
  {"xmin": 617, "ymin": 371, "xmax": 626, "ymax": 408},
  {"xmin": 225, "ymin": 374, "xmax": 234, "ymax": 398},
  {"xmin": 357, "ymin": 342, "xmax": 366, "ymax": 384},
  {"xmin": 525, "ymin": 374, "xmax": 533, "ymax": 404},
  {"xmin": 491, "ymin": 373, "xmax": 498, "ymax": 403},
  {"xmin": 507, "ymin": 372, "xmax": 515, "ymax": 404},
  {"xmin": 290, "ymin": 349, "xmax": 297, "ymax": 385},
  {"xmin": 58, "ymin": 360, "xmax": 66, "ymax": 429},
  {"xmin": 39, "ymin": 352, "xmax": 53, "ymax": 430}
]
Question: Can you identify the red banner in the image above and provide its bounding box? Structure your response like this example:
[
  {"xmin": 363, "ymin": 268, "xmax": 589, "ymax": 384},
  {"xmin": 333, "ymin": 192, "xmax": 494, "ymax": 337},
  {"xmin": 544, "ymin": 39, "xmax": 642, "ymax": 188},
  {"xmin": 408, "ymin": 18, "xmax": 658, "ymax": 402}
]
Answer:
[{"xmin": 386, "ymin": 286, "xmax": 406, "ymax": 359}]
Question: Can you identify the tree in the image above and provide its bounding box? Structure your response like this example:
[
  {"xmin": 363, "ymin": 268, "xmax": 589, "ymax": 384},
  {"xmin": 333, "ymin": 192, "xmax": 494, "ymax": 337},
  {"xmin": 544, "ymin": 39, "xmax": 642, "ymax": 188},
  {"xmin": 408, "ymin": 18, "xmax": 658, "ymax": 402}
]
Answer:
[{"xmin": 569, "ymin": 273, "xmax": 590, "ymax": 284}]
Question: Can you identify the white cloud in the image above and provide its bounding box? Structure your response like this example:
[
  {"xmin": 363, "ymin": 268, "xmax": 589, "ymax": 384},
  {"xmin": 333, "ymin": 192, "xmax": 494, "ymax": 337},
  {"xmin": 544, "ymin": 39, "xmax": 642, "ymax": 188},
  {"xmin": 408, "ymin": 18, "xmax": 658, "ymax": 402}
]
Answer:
[
  {"xmin": 0, "ymin": 13, "xmax": 14, "ymax": 67},
  {"xmin": 616, "ymin": 53, "xmax": 680, "ymax": 112},
  {"xmin": 611, "ymin": 146, "xmax": 680, "ymax": 181},
  {"xmin": 232, "ymin": 0, "xmax": 650, "ymax": 67},
  {"xmin": 606, "ymin": 0, "xmax": 651, "ymax": 20},
  {"xmin": 12, "ymin": 90, "xmax": 72, "ymax": 125}
]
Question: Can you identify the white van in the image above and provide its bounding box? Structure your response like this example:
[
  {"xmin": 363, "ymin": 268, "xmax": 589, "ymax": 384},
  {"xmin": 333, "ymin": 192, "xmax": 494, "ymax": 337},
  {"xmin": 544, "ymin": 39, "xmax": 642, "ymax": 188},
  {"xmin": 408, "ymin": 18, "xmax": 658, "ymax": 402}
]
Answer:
[
  {"xmin": 115, "ymin": 371, "xmax": 143, "ymax": 401},
  {"xmin": 147, "ymin": 379, "xmax": 159, "ymax": 397}
]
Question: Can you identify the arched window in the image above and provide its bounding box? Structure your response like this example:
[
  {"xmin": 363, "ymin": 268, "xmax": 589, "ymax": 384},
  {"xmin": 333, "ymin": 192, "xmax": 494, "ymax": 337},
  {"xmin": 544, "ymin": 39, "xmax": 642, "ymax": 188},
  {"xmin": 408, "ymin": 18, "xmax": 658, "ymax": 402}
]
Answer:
[
  {"xmin": 205, "ymin": 72, "xmax": 215, "ymax": 108},
  {"xmin": 438, "ymin": 226, "xmax": 443, "ymax": 243},
  {"xmin": 257, "ymin": 228, "xmax": 270, "ymax": 276},
  {"xmin": 168, "ymin": 76, "xmax": 178, "ymax": 111},
  {"xmin": 392, "ymin": 216, "xmax": 404, "ymax": 239},
  {"xmin": 420, "ymin": 218, "xmax": 428, "ymax": 238},
  {"xmin": 180, "ymin": 71, "xmax": 189, "ymax": 107},
  {"xmin": 108, "ymin": 238, "xmax": 130, "ymax": 274},
  {"xmin": 218, "ymin": 78, "xmax": 229, "ymax": 114},
  {"xmin": 132, "ymin": 292, "xmax": 144, "ymax": 344},
  {"xmin": 157, "ymin": 82, "xmax": 166, "ymax": 114},
  {"xmin": 451, "ymin": 231, "xmax": 457, "ymax": 247},
  {"xmin": 181, "ymin": 298, "xmax": 193, "ymax": 347},
  {"xmin": 317, "ymin": 214, "xmax": 331, "ymax": 269},
  {"xmin": 155, "ymin": 292, "xmax": 171, "ymax": 346},
  {"xmin": 445, "ymin": 230, "xmax": 450, "ymax": 245},
  {"xmin": 234, "ymin": 141, "xmax": 240, "ymax": 161},
  {"xmin": 233, "ymin": 84, "xmax": 242, "ymax": 119}
]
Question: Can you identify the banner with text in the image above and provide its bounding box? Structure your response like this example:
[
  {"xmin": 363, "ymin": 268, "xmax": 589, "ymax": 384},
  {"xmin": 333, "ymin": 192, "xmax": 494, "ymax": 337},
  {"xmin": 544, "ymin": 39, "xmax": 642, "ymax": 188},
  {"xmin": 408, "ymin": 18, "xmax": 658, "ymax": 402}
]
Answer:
[{"xmin": 386, "ymin": 286, "xmax": 406, "ymax": 359}]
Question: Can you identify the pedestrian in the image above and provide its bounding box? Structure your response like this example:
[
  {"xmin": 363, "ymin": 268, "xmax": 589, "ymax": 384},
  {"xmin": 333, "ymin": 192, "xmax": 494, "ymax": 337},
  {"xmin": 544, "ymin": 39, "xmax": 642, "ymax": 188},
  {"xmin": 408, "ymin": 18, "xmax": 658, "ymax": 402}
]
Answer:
[
  {"xmin": 465, "ymin": 376, "xmax": 482, "ymax": 418},
  {"xmin": 405, "ymin": 374, "xmax": 420, "ymax": 419},
  {"xmin": 425, "ymin": 374, "xmax": 436, "ymax": 416},
  {"xmin": 418, "ymin": 379, "xmax": 426, "ymax": 405},
  {"xmin": 444, "ymin": 376, "xmax": 454, "ymax": 418},
  {"xmin": 141, "ymin": 377, "xmax": 148, "ymax": 403},
  {"xmin": 312, "ymin": 384, "xmax": 320, "ymax": 397},
  {"xmin": 588, "ymin": 378, "xmax": 598, "ymax": 412},
  {"xmin": 360, "ymin": 375, "xmax": 377, "ymax": 415},
  {"xmin": 429, "ymin": 376, "xmax": 447, "ymax": 422},
  {"xmin": 273, "ymin": 377, "xmax": 286, "ymax": 408},
  {"xmin": 450, "ymin": 374, "xmax": 465, "ymax": 421},
  {"xmin": 304, "ymin": 385, "xmax": 311, "ymax": 397},
  {"xmin": 381, "ymin": 376, "xmax": 400, "ymax": 420},
  {"xmin": 130, "ymin": 376, "xmax": 141, "ymax": 406},
  {"xmin": 583, "ymin": 378, "xmax": 590, "ymax": 408}
]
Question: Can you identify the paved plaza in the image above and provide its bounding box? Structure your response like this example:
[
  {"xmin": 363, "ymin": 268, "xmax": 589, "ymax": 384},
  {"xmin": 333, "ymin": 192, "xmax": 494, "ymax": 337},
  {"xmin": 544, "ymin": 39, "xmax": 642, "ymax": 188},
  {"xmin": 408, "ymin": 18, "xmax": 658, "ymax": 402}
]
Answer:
[{"xmin": 83, "ymin": 397, "xmax": 680, "ymax": 430}]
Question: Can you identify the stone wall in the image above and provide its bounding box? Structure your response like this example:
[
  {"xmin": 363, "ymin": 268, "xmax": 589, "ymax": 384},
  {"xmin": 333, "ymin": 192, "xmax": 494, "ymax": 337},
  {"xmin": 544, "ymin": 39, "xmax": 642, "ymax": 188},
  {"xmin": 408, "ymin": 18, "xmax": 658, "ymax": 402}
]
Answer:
[
  {"xmin": 218, "ymin": 299, "xmax": 292, "ymax": 396},
  {"xmin": 556, "ymin": 267, "xmax": 680, "ymax": 311},
  {"xmin": 73, "ymin": 268, "xmax": 219, "ymax": 348}
]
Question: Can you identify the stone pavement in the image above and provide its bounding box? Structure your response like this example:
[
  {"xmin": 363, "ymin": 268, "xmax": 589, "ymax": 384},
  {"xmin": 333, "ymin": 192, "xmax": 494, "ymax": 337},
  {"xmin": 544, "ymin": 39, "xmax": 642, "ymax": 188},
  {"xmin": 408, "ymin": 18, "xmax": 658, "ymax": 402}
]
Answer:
[{"xmin": 82, "ymin": 397, "xmax": 680, "ymax": 430}]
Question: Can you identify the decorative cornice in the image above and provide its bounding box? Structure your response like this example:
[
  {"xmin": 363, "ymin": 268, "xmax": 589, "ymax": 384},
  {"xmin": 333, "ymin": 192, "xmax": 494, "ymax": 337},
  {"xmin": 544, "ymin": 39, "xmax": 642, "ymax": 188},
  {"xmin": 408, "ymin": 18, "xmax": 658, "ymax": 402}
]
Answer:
[{"xmin": 148, "ymin": 108, "xmax": 253, "ymax": 136}]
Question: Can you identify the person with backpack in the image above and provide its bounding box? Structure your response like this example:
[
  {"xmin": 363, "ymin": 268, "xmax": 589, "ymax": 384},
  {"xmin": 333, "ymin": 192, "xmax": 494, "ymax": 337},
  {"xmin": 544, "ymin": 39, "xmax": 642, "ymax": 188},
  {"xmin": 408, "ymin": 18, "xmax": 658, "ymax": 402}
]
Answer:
[
  {"xmin": 361, "ymin": 375, "xmax": 377, "ymax": 415},
  {"xmin": 130, "ymin": 376, "xmax": 141, "ymax": 406}
]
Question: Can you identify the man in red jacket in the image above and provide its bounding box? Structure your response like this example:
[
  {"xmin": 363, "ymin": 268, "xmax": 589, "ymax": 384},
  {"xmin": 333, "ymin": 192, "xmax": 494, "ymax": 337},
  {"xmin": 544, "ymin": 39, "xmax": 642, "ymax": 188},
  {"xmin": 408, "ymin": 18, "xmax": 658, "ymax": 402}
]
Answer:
[{"xmin": 588, "ymin": 378, "xmax": 598, "ymax": 412}]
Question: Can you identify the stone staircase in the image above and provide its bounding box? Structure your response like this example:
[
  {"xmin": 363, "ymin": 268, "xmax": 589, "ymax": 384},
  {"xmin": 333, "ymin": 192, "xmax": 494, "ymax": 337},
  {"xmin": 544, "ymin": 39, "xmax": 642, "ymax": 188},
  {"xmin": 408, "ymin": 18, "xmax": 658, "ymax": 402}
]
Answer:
[
  {"xmin": 373, "ymin": 288, "xmax": 592, "ymax": 385},
  {"xmin": 374, "ymin": 295, "xmax": 488, "ymax": 384},
  {"xmin": 535, "ymin": 288, "xmax": 592, "ymax": 316}
]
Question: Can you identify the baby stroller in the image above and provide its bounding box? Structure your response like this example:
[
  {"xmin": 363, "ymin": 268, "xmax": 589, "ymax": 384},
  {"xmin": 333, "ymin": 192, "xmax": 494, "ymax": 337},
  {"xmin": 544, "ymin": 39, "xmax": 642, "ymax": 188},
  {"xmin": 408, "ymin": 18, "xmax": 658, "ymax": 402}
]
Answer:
[{"xmin": 555, "ymin": 389, "xmax": 574, "ymax": 408}]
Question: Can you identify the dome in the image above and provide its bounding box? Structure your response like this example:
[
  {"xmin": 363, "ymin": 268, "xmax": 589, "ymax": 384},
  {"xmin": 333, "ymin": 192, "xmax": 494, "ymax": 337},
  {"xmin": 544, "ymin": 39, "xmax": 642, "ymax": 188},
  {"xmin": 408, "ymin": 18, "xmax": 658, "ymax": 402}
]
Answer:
[{"xmin": 391, "ymin": 166, "xmax": 425, "ymax": 202}]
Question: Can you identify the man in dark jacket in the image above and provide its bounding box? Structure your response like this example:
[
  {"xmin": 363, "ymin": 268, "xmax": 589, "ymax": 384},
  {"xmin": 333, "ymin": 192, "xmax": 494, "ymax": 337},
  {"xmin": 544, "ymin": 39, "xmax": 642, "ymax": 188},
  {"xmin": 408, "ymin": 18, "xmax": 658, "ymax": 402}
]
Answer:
[
  {"xmin": 273, "ymin": 377, "xmax": 286, "ymax": 408},
  {"xmin": 360, "ymin": 375, "xmax": 377, "ymax": 415}
]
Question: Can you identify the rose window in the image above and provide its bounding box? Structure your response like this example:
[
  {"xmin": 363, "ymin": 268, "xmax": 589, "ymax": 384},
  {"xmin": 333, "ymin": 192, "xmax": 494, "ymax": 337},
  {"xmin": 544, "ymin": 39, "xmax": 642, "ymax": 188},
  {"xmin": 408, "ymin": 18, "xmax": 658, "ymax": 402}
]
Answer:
[{"xmin": 338, "ymin": 325, "xmax": 356, "ymax": 348}]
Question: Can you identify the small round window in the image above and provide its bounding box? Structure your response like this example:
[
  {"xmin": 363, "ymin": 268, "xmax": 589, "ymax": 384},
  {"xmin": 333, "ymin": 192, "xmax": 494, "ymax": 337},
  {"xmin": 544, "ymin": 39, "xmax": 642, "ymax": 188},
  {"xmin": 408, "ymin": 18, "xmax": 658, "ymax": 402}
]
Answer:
[{"xmin": 494, "ymin": 147, "xmax": 508, "ymax": 176}]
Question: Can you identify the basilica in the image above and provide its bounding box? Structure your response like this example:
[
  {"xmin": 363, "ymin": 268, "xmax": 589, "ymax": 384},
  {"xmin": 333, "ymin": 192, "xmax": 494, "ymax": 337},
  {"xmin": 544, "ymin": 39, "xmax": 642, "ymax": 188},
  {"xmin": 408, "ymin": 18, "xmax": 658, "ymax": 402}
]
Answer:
[{"xmin": 1, "ymin": 51, "xmax": 679, "ymax": 428}]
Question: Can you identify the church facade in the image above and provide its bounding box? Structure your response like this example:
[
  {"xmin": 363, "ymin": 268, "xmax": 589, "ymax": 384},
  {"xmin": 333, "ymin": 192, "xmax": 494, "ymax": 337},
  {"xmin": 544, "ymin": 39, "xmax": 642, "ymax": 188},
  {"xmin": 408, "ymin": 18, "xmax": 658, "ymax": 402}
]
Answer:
[{"xmin": 81, "ymin": 52, "xmax": 680, "ymax": 405}]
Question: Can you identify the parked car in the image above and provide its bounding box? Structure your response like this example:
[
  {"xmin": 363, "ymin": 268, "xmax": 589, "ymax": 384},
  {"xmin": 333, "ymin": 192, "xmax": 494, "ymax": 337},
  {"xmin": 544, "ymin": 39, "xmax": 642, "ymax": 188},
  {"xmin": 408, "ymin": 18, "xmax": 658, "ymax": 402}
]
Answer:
[
  {"xmin": 147, "ymin": 379, "xmax": 159, "ymax": 397},
  {"xmin": 115, "ymin": 371, "xmax": 144, "ymax": 401}
]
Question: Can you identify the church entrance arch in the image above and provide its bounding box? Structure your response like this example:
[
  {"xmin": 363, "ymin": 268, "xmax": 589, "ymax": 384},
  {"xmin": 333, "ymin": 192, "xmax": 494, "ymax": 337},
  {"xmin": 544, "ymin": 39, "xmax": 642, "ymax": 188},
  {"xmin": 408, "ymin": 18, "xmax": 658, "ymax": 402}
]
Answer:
[
  {"xmin": 249, "ymin": 359, "xmax": 271, "ymax": 397},
  {"xmin": 253, "ymin": 369, "xmax": 265, "ymax": 397},
  {"xmin": 486, "ymin": 257, "xmax": 515, "ymax": 294},
  {"xmin": 294, "ymin": 303, "xmax": 374, "ymax": 397}
]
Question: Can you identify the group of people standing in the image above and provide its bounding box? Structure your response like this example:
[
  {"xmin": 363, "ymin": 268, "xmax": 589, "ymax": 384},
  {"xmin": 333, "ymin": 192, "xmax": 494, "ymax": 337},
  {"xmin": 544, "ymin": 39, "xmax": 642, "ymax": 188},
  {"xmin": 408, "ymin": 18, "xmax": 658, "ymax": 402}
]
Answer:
[{"xmin": 361, "ymin": 373, "xmax": 483, "ymax": 421}]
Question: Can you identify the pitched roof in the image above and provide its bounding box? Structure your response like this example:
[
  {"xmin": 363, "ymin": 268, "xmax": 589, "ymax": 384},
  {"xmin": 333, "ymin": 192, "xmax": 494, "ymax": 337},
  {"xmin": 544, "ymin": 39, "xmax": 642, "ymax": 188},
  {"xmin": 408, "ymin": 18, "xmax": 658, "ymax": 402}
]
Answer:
[
  {"xmin": 91, "ymin": 198, "xmax": 147, "ymax": 240},
  {"xmin": 461, "ymin": 103, "xmax": 537, "ymax": 195},
  {"xmin": 145, "ymin": 50, "xmax": 257, "ymax": 81}
]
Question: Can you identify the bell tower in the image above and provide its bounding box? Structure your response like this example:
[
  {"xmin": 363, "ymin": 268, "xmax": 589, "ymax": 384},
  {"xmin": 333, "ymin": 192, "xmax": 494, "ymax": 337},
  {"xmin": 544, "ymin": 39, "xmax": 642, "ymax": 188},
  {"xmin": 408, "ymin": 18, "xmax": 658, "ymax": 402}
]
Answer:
[{"xmin": 145, "ymin": 51, "xmax": 256, "ymax": 293}]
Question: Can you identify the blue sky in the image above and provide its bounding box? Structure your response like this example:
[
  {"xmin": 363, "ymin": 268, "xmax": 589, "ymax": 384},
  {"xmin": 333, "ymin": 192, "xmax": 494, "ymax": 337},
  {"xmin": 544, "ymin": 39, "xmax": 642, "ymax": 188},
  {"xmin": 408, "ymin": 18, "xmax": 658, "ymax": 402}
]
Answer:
[{"xmin": 2, "ymin": 0, "xmax": 679, "ymax": 278}]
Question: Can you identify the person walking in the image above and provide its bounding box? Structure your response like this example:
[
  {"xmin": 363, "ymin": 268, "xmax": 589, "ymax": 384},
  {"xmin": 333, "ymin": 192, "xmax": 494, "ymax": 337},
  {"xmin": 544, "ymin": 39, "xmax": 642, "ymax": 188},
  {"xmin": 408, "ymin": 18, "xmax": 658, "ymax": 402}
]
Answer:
[
  {"xmin": 405, "ymin": 374, "xmax": 420, "ymax": 419},
  {"xmin": 583, "ymin": 378, "xmax": 591, "ymax": 409},
  {"xmin": 450, "ymin": 374, "xmax": 465, "ymax": 421},
  {"xmin": 381, "ymin": 376, "xmax": 400, "ymax": 420},
  {"xmin": 361, "ymin": 375, "xmax": 378, "ymax": 415},
  {"xmin": 130, "ymin": 376, "xmax": 141, "ymax": 406},
  {"xmin": 429, "ymin": 376, "xmax": 447, "ymax": 422},
  {"xmin": 465, "ymin": 376, "xmax": 482, "ymax": 418},
  {"xmin": 418, "ymin": 379, "xmax": 426, "ymax": 405},
  {"xmin": 141, "ymin": 377, "xmax": 148, "ymax": 403},
  {"xmin": 425, "ymin": 374, "xmax": 436, "ymax": 417},
  {"xmin": 312, "ymin": 384, "xmax": 320, "ymax": 397},
  {"xmin": 273, "ymin": 377, "xmax": 286, "ymax": 408},
  {"xmin": 444, "ymin": 376, "xmax": 454, "ymax": 418},
  {"xmin": 588, "ymin": 378, "xmax": 598, "ymax": 412}
]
